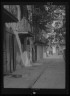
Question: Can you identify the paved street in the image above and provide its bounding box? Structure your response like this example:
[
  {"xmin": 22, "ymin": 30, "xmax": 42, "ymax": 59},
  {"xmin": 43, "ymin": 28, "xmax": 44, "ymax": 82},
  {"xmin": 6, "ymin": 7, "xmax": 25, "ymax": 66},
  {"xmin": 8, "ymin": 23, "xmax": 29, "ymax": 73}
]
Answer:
[{"xmin": 4, "ymin": 55, "xmax": 65, "ymax": 89}]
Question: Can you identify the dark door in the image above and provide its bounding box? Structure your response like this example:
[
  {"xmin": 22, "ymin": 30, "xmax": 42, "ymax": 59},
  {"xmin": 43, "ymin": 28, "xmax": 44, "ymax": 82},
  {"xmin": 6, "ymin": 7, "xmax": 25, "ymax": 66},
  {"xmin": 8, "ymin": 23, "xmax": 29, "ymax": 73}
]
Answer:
[
  {"xmin": 3, "ymin": 32, "xmax": 15, "ymax": 75},
  {"xmin": 9, "ymin": 34, "xmax": 14, "ymax": 73},
  {"xmin": 9, "ymin": 34, "xmax": 16, "ymax": 72}
]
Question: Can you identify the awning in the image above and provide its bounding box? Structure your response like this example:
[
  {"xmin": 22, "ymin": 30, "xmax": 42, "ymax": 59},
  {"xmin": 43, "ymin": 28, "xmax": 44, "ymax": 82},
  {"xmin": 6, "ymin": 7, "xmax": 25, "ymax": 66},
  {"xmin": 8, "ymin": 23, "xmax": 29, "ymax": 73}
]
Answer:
[
  {"xmin": 18, "ymin": 31, "xmax": 34, "ymax": 37},
  {"xmin": 2, "ymin": 8, "xmax": 18, "ymax": 23},
  {"xmin": 34, "ymin": 41, "xmax": 46, "ymax": 46}
]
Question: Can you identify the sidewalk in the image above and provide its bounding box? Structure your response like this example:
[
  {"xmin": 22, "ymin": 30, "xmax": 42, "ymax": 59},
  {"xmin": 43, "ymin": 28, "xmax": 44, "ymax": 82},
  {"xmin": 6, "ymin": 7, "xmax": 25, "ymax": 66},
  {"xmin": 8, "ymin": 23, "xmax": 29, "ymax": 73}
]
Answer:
[
  {"xmin": 4, "ymin": 58, "xmax": 64, "ymax": 88},
  {"xmin": 32, "ymin": 58, "xmax": 65, "ymax": 89},
  {"xmin": 44, "ymin": 54, "xmax": 63, "ymax": 59},
  {"xmin": 4, "ymin": 60, "xmax": 48, "ymax": 88}
]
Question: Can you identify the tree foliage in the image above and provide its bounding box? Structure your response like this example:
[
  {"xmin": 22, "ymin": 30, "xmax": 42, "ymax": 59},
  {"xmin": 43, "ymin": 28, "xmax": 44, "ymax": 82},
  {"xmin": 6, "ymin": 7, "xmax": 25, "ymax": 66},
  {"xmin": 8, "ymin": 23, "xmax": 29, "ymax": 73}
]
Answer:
[{"xmin": 32, "ymin": 4, "xmax": 66, "ymax": 45}]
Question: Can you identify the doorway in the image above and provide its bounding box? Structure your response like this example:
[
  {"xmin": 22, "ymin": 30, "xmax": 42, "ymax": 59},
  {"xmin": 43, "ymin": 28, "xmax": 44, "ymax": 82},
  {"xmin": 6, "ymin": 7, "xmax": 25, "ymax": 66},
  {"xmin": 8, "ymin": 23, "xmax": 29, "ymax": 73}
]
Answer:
[{"xmin": 3, "ymin": 32, "xmax": 16, "ymax": 75}]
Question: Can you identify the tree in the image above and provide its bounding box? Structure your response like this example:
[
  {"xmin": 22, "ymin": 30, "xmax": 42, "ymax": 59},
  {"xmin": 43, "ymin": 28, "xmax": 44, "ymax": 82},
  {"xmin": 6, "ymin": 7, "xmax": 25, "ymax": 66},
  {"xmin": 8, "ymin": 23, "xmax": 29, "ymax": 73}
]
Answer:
[{"xmin": 32, "ymin": 5, "xmax": 66, "ymax": 45}]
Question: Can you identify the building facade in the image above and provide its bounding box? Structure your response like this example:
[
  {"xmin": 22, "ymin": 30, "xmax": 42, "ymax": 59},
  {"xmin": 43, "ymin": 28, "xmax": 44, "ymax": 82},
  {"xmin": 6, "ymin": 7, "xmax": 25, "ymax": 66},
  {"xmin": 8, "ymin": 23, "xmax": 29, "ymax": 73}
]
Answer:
[{"xmin": 3, "ymin": 5, "xmax": 34, "ymax": 75}]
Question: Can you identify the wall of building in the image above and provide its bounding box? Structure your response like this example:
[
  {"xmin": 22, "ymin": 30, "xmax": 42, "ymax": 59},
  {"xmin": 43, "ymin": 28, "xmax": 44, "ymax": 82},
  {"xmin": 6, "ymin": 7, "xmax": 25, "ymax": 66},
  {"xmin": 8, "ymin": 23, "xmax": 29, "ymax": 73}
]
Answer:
[
  {"xmin": 4, "ymin": 5, "xmax": 33, "ymax": 68},
  {"xmin": 4, "ymin": 5, "xmax": 21, "ymax": 20},
  {"xmin": 15, "ymin": 35, "xmax": 21, "ymax": 64},
  {"xmin": 26, "ymin": 37, "xmax": 34, "ymax": 63},
  {"xmin": 37, "ymin": 45, "xmax": 43, "ymax": 61},
  {"xmin": 15, "ymin": 36, "xmax": 34, "ymax": 67},
  {"xmin": 4, "ymin": 31, "xmax": 10, "ymax": 73},
  {"xmin": 43, "ymin": 46, "xmax": 47, "ymax": 59},
  {"xmin": 3, "ymin": 27, "xmax": 16, "ymax": 74},
  {"xmin": 5, "ymin": 26, "xmax": 21, "ymax": 70}
]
